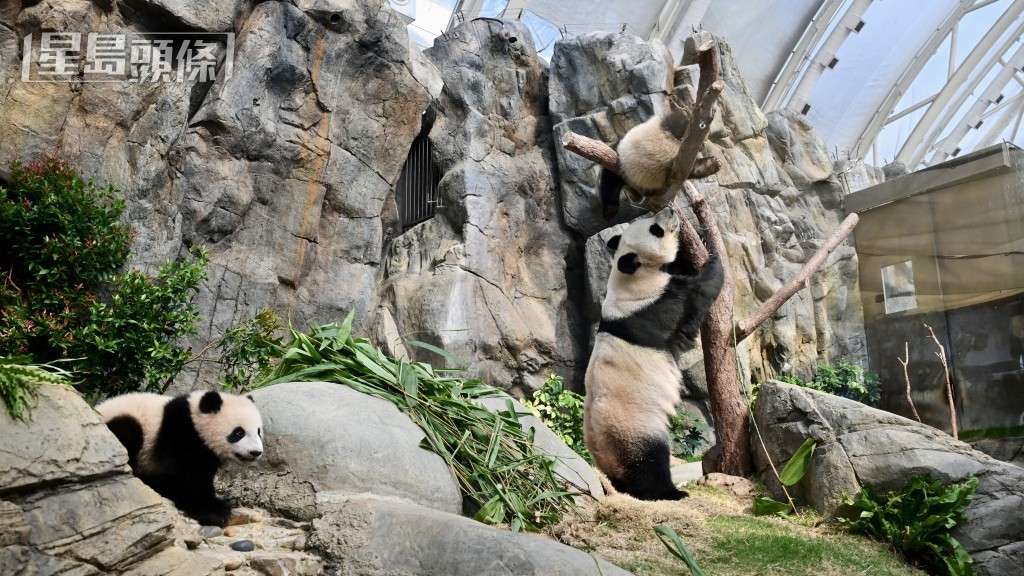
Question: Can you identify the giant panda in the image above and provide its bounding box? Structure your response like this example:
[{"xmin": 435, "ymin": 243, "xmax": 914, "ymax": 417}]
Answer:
[
  {"xmin": 584, "ymin": 207, "xmax": 723, "ymax": 500},
  {"xmin": 598, "ymin": 104, "xmax": 689, "ymax": 220},
  {"xmin": 96, "ymin": 390, "xmax": 264, "ymax": 526}
]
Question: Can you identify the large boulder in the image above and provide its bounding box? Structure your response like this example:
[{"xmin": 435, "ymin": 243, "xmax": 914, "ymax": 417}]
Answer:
[
  {"xmin": 217, "ymin": 381, "xmax": 464, "ymax": 519},
  {"xmin": 0, "ymin": 384, "xmax": 218, "ymax": 575},
  {"xmin": 219, "ymin": 382, "xmax": 604, "ymax": 520},
  {"xmin": 754, "ymin": 380, "xmax": 1024, "ymax": 576},
  {"xmin": 310, "ymin": 496, "xmax": 630, "ymax": 576}
]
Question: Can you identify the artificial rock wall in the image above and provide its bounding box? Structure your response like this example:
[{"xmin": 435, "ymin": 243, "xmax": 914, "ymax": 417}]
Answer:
[{"xmin": 0, "ymin": 0, "xmax": 872, "ymax": 401}]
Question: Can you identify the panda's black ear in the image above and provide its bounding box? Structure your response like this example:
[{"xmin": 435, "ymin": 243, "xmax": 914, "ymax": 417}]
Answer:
[
  {"xmin": 617, "ymin": 252, "xmax": 641, "ymax": 274},
  {"xmin": 606, "ymin": 235, "xmax": 621, "ymax": 252},
  {"xmin": 199, "ymin": 391, "xmax": 223, "ymax": 414}
]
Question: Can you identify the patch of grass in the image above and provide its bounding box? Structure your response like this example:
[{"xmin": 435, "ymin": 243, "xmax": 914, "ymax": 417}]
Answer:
[
  {"xmin": 701, "ymin": 515, "xmax": 919, "ymax": 576},
  {"xmin": 959, "ymin": 425, "xmax": 1024, "ymax": 441},
  {"xmin": 551, "ymin": 487, "xmax": 925, "ymax": 576}
]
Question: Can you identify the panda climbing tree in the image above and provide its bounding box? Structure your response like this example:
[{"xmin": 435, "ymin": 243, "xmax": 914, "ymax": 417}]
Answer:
[{"xmin": 561, "ymin": 32, "xmax": 861, "ymax": 478}]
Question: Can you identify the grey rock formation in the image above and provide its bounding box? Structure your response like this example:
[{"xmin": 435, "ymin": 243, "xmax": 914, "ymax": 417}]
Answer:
[
  {"xmin": 310, "ymin": 496, "xmax": 630, "ymax": 576},
  {"xmin": 374, "ymin": 18, "xmax": 588, "ymax": 393},
  {"xmin": 217, "ymin": 382, "xmax": 464, "ymax": 519},
  {"xmin": 0, "ymin": 0, "xmax": 435, "ymax": 393},
  {"xmin": 754, "ymin": 380, "xmax": 1024, "ymax": 576},
  {"xmin": 969, "ymin": 436, "xmax": 1024, "ymax": 468},
  {"xmin": 0, "ymin": 384, "xmax": 218, "ymax": 575}
]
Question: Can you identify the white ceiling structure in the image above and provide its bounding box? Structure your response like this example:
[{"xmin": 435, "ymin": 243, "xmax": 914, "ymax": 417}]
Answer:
[{"xmin": 406, "ymin": 0, "xmax": 1024, "ymax": 171}]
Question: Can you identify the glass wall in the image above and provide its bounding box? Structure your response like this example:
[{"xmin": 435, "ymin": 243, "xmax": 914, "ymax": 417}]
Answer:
[{"xmin": 850, "ymin": 143, "xmax": 1024, "ymax": 434}]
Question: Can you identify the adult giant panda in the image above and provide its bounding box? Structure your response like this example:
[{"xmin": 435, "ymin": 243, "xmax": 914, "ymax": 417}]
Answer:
[
  {"xmin": 585, "ymin": 207, "xmax": 723, "ymax": 500},
  {"xmin": 96, "ymin": 390, "xmax": 264, "ymax": 526},
  {"xmin": 598, "ymin": 104, "xmax": 688, "ymax": 220}
]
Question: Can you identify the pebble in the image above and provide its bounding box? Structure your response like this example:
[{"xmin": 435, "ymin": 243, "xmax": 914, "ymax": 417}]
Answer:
[
  {"xmin": 251, "ymin": 512, "xmax": 265, "ymax": 523},
  {"xmin": 223, "ymin": 527, "xmax": 239, "ymax": 537},
  {"xmin": 201, "ymin": 526, "xmax": 223, "ymax": 538},
  {"xmin": 292, "ymin": 534, "xmax": 307, "ymax": 551},
  {"xmin": 230, "ymin": 539, "xmax": 256, "ymax": 552},
  {"xmin": 222, "ymin": 554, "xmax": 245, "ymax": 571}
]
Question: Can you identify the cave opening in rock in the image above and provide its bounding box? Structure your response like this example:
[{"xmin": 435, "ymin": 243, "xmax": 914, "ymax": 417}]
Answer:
[{"xmin": 396, "ymin": 123, "xmax": 441, "ymax": 231}]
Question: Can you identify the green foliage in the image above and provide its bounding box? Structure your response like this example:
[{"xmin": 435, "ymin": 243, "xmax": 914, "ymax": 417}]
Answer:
[
  {"xmin": 217, "ymin": 308, "xmax": 284, "ymax": 392},
  {"xmin": 779, "ymin": 359, "xmax": 881, "ymax": 407},
  {"xmin": 754, "ymin": 438, "xmax": 817, "ymax": 517},
  {"xmin": 522, "ymin": 374, "xmax": 592, "ymax": 463},
  {"xmin": 0, "ymin": 156, "xmax": 207, "ymax": 397},
  {"xmin": 839, "ymin": 476, "xmax": 979, "ymax": 576},
  {"xmin": 669, "ymin": 409, "xmax": 712, "ymax": 461},
  {"xmin": 0, "ymin": 356, "xmax": 74, "ymax": 422},
  {"xmin": 255, "ymin": 313, "xmax": 578, "ymax": 532},
  {"xmin": 655, "ymin": 525, "xmax": 706, "ymax": 576},
  {"xmin": 959, "ymin": 425, "xmax": 1024, "ymax": 441},
  {"xmin": 81, "ymin": 249, "xmax": 208, "ymax": 395}
]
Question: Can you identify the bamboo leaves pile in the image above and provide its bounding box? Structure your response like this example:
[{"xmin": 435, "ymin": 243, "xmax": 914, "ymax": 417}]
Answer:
[{"xmin": 255, "ymin": 313, "xmax": 578, "ymax": 532}]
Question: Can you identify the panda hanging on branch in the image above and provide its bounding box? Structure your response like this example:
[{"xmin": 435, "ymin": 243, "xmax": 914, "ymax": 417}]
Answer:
[{"xmin": 564, "ymin": 32, "xmax": 862, "ymax": 481}]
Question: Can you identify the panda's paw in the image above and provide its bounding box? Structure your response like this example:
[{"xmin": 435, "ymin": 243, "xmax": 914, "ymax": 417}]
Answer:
[{"xmin": 187, "ymin": 498, "xmax": 233, "ymax": 527}]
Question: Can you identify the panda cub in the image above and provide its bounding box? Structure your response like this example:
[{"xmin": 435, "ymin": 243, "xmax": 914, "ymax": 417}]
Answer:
[
  {"xmin": 598, "ymin": 105, "xmax": 688, "ymax": 220},
  {"xmin": 96, "ymin": 391, "xmax": 264, "ymax": 526},
  {"xmin": 584, "ymin": 207, "xmax": 723, "ymax": 500}
]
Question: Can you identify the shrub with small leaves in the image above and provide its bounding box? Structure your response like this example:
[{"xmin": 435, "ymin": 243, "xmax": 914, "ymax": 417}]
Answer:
[
  {"xmin": 669, "ymin": 409, "xmax": 711, "ymax": 461},
  {"xmin": 522, "ymin": 374, "xmax": 592, "ymax": 463},
  {"xmin": 839, "ymin": 475, "xmax": 979, "ymax": 576},
  {"xmin": 0, "ymin": 156, "xmax": 207, "ymax": 397},
  {"xmin": 217, "ymin": 308, "xmax": 284, "ymax": 392},
  {"xmin": 779, "ymin": 359, "xmax": 881, "ymax": 407}
]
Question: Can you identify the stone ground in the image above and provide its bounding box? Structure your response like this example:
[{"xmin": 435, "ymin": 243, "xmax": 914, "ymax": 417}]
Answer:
[{"xmin": 169, "ymin": 508, "xmax": 323, "ymax": 575}]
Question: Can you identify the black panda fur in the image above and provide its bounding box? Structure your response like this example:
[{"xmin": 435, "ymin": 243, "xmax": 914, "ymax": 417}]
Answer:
[
  {"xmin": 96, "ymin": 391, "xmax": 264, "ymax": 526},
  {"xmin": 584, "ymin": 207, "xmax": 723, "ymax": 500},
  {"xmin": 598, "ymin": 105, "xmax": 689, "ymax": 220}
]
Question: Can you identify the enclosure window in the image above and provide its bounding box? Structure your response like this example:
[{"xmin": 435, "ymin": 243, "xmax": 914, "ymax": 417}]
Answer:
[
  {"xmin": 882, "ymin": 260, "xmax": 918, "ymax": 314},
  {"xmin": 396, "ymin": 131, "xmax": 441, "ymax": 231}
]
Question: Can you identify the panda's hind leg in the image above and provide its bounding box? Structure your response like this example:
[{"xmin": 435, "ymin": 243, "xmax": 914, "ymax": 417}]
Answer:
[{"xmin": 611, "ymin": 435, "xmax": 688, "ymax": 501}]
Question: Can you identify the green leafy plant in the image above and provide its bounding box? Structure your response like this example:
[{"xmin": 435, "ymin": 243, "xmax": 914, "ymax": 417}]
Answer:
[
  {"xmin": 217, "ymin": 308, "xmax": 284, "ymax": 392},
  {"xmin": 0, "ymin": 356, "xmax": 74, "ymax": 422},
  {"xmin": 254, "ymin": 313, "xmax": 578, "ymax": 532},
  {"xmin": 655, "ymin": 525, "xmax": 706, "ymax": 576},
  {"xmin": 753, "ymin": 437, "xmax": 817, "ymax": 517},
  {"xmin": 80, "ymin": 249, "xmax": 208, "ymax": 395},
  {"xmin": 0, "ymin": 156, "xmax": 207, "ymax": 397},
  {"xmin": 522, "ymin": 374, "xmax": 592, "ymax": 463},
  {"xmin": 839, "ymin": 475, "xmax": 978, "ymax": 576},
  {"xmin": 669, "ymin": 409, "xmax": 711, "ymax": 461},
  {"xmin": 779, "ymin": 359, "xmax": 881, "ymax": 407}
]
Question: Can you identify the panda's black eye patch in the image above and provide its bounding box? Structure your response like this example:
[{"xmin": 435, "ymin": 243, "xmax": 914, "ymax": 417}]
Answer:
[
  {"xmin": 649, "ymin": 223, "xmax": 665, "ymax": 237},
  {"xmin": 228, "ymin": 427, "xmax": 246, "ymax": 443}
]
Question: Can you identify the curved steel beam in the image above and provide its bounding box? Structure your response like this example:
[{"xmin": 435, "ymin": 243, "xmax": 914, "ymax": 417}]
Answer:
[
  {"xmin": 896, "ymin": 0, "xmax": 1024, "ymax": 167},
  {"xmin": 850, "ymin": 0, "xmax": 974, "ymax": 159}
]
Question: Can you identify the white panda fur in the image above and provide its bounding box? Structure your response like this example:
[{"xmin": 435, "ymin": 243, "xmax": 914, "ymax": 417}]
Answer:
[
  {"xmin": 598, "ymin": 105, "xmax": 689, "ymax": 219},
  {"xmin": 584, "ymin": 207, "xmax": 723, "ymax": 500},
  {"xmin": 96, "ymin": 390, "xmax": 263, "ymax": 526}
]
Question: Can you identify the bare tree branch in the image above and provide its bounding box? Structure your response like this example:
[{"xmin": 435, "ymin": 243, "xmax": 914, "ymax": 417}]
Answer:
[
  {"xmin": 734, "ymin": 213, "xmax": 860, "ymax": 342},
  {"xmin": 925, "ymin": 324, "xmax": 958, "ymax": 439},
  {"xmin": 561, "ymin": 131, "xmax": 618, "ymax": 173},
  {"xmin": 898, "ymin": 342, "xmax": 922, "ymax": 422}
]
